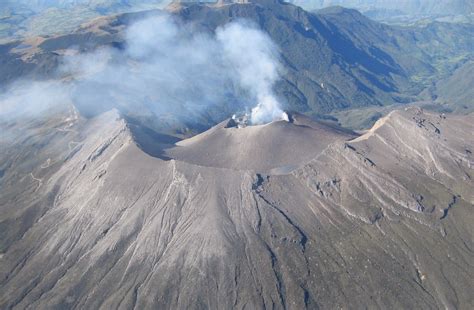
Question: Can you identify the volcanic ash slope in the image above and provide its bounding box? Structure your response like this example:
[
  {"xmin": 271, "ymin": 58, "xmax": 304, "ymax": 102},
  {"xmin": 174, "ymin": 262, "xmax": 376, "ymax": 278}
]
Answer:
[{"xmin": 0, "ymin": 108, "xmax": 473, "ymax": 309}]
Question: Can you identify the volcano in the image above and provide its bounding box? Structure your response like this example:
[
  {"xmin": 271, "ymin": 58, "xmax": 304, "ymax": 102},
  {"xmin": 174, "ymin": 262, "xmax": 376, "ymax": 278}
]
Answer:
[
  {"xmin": 164, "ymin": 112, "xmax": 356, "ymax": 173},
  {"xmin": 0, "ymin": 106, "xmax": 473, "ymax": 309}
]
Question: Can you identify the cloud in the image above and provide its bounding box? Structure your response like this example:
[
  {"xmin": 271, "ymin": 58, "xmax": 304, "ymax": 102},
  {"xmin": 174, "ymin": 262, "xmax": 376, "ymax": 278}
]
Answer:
[
  {"xmin": 0, "ymin": 12, "xmax": 286, "ymax": 128},
  {"xmin": 217, "ymin": 21, "xmax": 286, "ymax": 124},
  {"xmin": 0, "ymin": 80, "xmax": 71, "ymax": 119}
]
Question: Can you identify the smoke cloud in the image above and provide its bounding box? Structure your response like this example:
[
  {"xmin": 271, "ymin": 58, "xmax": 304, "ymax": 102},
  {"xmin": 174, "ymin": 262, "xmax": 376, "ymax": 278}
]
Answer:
[
  {"xmin": 0, "ymin": 12, "xmax": 286, "ymax": 128},
  {"xmin": 217, "ymin": 22, "xmax": 286, "ymax": 124}
]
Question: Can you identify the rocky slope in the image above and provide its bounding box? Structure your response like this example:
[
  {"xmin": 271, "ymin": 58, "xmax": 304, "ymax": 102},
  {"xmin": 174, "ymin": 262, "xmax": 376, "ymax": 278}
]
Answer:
[{"xmin": 0, "ymin": 106, "xmax": 473, "ymax": 309}]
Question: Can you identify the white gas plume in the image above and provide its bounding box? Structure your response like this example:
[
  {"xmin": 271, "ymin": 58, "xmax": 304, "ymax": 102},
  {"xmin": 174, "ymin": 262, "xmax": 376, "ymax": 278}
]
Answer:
[
  {"xmin": 0, "ymin": 12, "xmax": 286, "ymax": 128},
  {"xmin": 217, "ymin": 22, "xmax": 286, "ymax": 124}
]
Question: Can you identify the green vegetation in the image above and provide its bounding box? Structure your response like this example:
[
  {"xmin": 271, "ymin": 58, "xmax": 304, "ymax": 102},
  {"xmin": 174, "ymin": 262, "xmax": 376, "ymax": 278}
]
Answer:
[
  {"xmin": 26, "ymin": 7, "xmax": 100, "ymax": 37},
  {"xmin": 0, "ymin": 1, "xmax": 167, "ymax": 42}
]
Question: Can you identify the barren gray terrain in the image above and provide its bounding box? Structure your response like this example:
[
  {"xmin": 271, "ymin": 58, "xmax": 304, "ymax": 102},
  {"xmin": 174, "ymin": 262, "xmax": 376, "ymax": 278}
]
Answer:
[{"xmin": 0, "ymin": 106, "xmax": 473, "ymax": 309}]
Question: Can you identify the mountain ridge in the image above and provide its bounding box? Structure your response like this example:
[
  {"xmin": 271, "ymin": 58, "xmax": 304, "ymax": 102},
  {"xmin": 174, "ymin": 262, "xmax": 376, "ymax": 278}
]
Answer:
[
  {"xmin": 1, "ymin": 105, "xmax": 473, "ymax": 308},
  {"xmin": 1, "ymin": 1, "xmax": 472, "ymax": 132}
]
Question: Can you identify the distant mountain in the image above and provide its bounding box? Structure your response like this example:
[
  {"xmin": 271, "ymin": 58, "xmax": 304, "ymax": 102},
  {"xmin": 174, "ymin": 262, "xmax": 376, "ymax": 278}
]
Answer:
[
  {"xmin": 0, "ymin": 0, "xmax": 168, "ymax": 42},
  {"xmin": 169, "ymin": 2, "xmax": 474, "ymax": 119},
  {"xmin": 289, "ymin": 0, "xmax": 474, "ymax": 17},
  {"xmin": 430, "ymin": 61, "xmax": 474, "ymax": 113},
  {"xmin": 0, "ymin": 0, "xmax": 472, "ymax": 128}
]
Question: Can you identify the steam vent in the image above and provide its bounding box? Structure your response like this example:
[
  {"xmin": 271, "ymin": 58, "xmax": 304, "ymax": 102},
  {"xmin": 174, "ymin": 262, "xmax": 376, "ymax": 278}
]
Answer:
[{"xmin": 165, "ymin": 111, "xmax": 350, "ymax": 172}]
